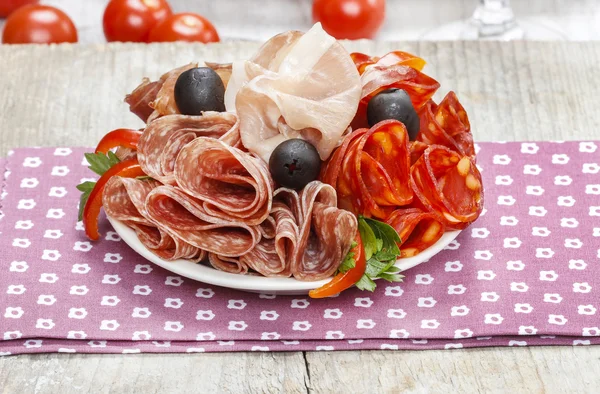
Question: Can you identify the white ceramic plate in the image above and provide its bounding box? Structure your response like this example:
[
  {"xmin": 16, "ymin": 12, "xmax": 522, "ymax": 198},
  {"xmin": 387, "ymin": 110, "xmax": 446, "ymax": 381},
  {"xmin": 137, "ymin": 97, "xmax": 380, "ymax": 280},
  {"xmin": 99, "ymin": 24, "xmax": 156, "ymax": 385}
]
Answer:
[{"xmin": 108, "ymin": 216, "xmax": 461, "ymax": 295}]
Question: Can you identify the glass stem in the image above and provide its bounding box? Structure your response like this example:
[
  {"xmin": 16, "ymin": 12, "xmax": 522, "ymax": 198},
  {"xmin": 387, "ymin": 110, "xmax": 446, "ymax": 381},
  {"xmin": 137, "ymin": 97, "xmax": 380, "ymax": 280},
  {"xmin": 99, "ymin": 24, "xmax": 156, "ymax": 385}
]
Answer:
[{"xmin": 471, "ymin": 0, "xmax": 519, "ymax": 37}]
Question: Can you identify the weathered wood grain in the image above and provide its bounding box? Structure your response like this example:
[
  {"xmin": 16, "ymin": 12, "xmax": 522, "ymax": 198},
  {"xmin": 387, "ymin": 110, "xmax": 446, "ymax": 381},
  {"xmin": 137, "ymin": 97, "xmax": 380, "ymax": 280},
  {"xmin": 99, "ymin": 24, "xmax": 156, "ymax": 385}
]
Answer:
[{"xmin": 1, "ymin": 41, "xmax": 600, "ymax": 393}]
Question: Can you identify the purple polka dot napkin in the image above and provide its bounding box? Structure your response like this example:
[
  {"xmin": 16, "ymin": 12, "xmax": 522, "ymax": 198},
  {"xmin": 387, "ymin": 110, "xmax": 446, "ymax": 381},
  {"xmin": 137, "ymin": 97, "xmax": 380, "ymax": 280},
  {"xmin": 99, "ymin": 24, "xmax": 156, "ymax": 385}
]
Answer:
[{"xmin": 1, "ymin": 142, "xmax": 599, "ymax": 356}]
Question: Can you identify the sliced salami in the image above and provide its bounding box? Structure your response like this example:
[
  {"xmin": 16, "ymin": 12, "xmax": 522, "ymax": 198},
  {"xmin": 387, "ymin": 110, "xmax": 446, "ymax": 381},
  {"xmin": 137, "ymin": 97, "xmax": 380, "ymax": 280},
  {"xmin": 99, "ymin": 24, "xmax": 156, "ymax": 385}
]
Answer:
[
  {"xmin": 410, "ymin": 145, "xmax": 483, "ymax": 229},
  {"xmin": 174, "ymin": 137, "xmax": 273, "ymax": 225},
  {"xmin": 137, "ymin": 113, "xmax": 239, "ymax": 185},
  {"xmin": 417, "ymin": 92, "xmax": 475, "ymax": 158},
  {"xmin": 103, "ymin": 177, "xmax": 204, "ymax": 261},
  {"xmin": 145, "ymin": 185, "xmax": 262, "ymax": 257},
  {"xmin": 321, "ymin": 120, "xmax": 413, "ymax": 219},
  {"xmin": 386, "ymin": 208, "xmax": 446, "ymax": 258},
  {"xmin": 208, "ymin": 253, "xmax": 248, "ymax": 275},
  {"xmin": 291, "ymin": 181, "xmax": 357, "ymax": 281},
  {"xmin": 352, "ymin": 64, "xmax": 440, "ymax": 129},
  {"xmin": 125, "ymin": 63, "xmax": 196, "ymax": 123}
]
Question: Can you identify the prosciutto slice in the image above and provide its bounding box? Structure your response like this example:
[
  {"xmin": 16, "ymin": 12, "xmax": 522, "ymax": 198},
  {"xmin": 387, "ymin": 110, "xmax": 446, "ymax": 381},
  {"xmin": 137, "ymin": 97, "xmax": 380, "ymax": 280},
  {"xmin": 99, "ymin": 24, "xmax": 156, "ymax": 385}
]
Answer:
[
  {"xmin": 225, "ymin": 23, "xmax": 362, "ymax": 163},
  {"xmin": 137, "ymin": 113, "xmax": 240, "ymax": 185},
  {"xmin": 103, "ymin": 177, "xmax": 204, "ymax": 261},
  {"xmin": 174, "ymin": 137, "xmax": 273, "ymax": 225},
  {"xmin": 145, "ymin": 185, "xmax": 261, "ymax": 258}
]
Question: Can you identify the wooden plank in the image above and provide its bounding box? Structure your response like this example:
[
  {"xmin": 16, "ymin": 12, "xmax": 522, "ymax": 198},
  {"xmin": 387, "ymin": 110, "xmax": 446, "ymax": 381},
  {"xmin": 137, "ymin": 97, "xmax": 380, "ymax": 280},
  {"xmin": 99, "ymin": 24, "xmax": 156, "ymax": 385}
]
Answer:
[
  {"xmin": 306, "ymin": 347, "xmax": 600, "ymax": 393},
  {"xmin": 0, "ymin": 353, "xmax": 309, "ymax": 393},
  {"xmin": 1, "ymin": 41, "xmax": 600, "ymax": 393}
]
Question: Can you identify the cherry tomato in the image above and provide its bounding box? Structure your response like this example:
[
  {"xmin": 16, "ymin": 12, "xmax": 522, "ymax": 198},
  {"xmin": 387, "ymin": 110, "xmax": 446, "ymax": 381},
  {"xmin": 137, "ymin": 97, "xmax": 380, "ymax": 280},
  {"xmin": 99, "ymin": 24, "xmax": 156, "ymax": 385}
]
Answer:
[
  {"xmin": 0, "ymin": 0, "xmax": 39, "ymax": 18},
  {"xmin": 312, "ymin": 0, "xmax": 385, "ymax": 40},
  {"xmin": 103, "ymin": 0, "xmax": 172, "ymax": 43},
  {"xmin": 2, "ymin": 5, "xmax": 77, "ymax": 44},
  {"xmin": 147, "ymin": 13, "xmax": 220, "ymax": 43}
]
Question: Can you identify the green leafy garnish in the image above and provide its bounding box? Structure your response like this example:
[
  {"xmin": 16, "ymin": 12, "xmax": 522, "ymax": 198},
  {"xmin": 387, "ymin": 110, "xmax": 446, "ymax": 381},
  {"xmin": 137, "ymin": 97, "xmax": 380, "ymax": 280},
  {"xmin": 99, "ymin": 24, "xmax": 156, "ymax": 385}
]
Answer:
[
  {"xmin": 76, "ymin": 181, "xmax": 95, "ymax": 221},
  {"xmin": 355, "ymin": 216, "xmax": 404, "ymax": 292},
  {"xmin": 337, "ymin": 241, "xmax": 357, "ymax": 274},
  {"xmin": 76, "ymin": 152, "xmax": 121, "ymax": 221},
  {"xmin": 84, "ymin": 151, "xmax": 120, "ymax": 176}
]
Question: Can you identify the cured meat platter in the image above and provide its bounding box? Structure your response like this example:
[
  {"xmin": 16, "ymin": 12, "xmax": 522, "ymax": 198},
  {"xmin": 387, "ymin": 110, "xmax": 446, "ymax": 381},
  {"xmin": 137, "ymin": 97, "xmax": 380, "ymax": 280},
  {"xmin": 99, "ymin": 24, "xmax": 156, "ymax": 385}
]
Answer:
[{"xmin": 77, "ymin": 23, "xmax": 483, "ymax": 297}]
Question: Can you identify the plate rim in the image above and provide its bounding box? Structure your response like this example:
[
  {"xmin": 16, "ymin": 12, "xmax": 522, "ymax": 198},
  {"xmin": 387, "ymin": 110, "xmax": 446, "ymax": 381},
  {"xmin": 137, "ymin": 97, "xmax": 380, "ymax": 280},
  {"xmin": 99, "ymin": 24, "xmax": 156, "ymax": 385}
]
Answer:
[{"xmin": 108, "ymin": 216, "xmax": 461, "ymax": 293}]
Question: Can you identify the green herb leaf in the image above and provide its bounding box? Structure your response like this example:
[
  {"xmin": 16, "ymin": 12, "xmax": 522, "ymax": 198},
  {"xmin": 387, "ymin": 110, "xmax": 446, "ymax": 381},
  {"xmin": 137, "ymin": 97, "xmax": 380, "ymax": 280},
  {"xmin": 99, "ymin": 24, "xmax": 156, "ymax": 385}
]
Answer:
[
  {"xmin": 76, "ymin": 181, "xmax": 96, "ymax": 221},
  {"xmin": 337, "ymin": 250, "xmax": 356, "ymax": 273},
  {"xmin": 84, "ymin": 152, "xmax": 120, "ymax": 176},
  {"xmin": 357, "ymin": 217, "xmax": 377, "ymax": 260},
  {"xmin": 355, "ymin": 274, "xmax": 376, "ymax": 292},
  {"xmin": 351, "ymin": 217, "xmax": 404, "ymax": 293},
  {"xmin": 363, "ymin": 217, "xmax": 401, "ymax": 255},
  {"xmin": 136, "ymin": 175, "xmax": 155, "ymax": 181}
]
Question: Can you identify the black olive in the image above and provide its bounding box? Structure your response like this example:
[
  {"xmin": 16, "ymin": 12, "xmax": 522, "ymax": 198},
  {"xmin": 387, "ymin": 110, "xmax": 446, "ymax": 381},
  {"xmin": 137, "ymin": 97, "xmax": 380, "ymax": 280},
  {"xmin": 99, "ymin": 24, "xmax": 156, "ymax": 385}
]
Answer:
[
  {"xmin": 269, "ymin": 139, "xmax": 321, "ymax": 190},
  {"xmin": 174, "ymin": 67, "xmax": 225, "ymax": 115},
  {"xmin": 367, "ymin": 88, "xmax": 420, "ymax": 140}
]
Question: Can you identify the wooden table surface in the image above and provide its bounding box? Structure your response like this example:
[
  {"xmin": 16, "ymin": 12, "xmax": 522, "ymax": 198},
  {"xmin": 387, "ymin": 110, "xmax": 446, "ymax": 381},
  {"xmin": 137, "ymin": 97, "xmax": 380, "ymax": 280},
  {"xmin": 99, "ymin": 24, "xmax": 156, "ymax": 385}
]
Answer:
[{"xmin": 1, "ymin": 41, "xmax": 600, "ymax": 393}]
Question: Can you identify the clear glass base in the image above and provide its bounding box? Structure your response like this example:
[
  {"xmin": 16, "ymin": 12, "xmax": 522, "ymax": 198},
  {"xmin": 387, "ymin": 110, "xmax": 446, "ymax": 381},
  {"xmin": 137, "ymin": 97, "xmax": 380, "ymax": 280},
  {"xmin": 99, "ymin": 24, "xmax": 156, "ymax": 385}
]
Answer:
[{"xmin": 421, "ymin": 18, "xmax": 567, "ymax": 41}]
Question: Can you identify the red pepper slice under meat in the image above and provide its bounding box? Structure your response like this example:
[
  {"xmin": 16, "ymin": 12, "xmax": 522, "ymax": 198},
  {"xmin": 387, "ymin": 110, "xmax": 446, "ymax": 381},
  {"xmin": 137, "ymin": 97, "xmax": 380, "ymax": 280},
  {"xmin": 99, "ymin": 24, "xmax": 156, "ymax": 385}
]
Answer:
[
  {"xmin": 95, "ymin": 128, "xmax": 143, "ymax": 154},
  {"xmin": 83, "ymin": 158, "xmax": 146, "ymax": 240},
  {"xmin": 350, "ymin": 51, "xmax": 426, "ymax": 75},
  {"xmin": 309, "ymin": 232, "xmax": 366, "ymax": 298}
]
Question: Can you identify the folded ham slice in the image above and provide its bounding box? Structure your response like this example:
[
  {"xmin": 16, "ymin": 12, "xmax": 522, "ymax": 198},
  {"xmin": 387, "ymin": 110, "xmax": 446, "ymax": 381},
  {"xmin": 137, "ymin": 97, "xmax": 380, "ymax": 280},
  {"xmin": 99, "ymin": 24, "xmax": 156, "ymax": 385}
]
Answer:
[
  {"xmin": 137, "ymin": 113, "xmax": 239, "ymax": 185},
  {"xmin": 103, "ymin": 177, "xmax": 204, "ymax": 261},
  {"xmin": 225, "ymin": 23, "xmax": 362, "ymax": 163},
  {"xmin": 174, "ymin": 137, "xmax": 273, "ymax": 225}
]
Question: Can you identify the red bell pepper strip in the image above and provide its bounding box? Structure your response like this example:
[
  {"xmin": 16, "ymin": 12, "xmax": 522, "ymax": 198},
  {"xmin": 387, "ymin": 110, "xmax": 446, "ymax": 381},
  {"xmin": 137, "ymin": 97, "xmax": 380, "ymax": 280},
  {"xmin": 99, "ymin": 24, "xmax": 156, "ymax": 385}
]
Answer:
[
  {"xmin": 95, "ymin": 128, "xmax": 143, "ymax": 154},
  {"xmin": 309, "ymin": 232, "xmax": 366, "ymax": 298},
  {"xmin": 83, "ymin": 158, "xmax": 146, "ymax": 240}
]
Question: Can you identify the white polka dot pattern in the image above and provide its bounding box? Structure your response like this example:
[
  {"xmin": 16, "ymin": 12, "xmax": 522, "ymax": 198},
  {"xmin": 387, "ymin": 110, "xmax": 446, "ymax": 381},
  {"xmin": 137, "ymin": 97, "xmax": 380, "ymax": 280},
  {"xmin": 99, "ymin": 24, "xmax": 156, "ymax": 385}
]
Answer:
[{"xmin": 0, "ymin": 143, "xmax": 599, "ymax": 355}]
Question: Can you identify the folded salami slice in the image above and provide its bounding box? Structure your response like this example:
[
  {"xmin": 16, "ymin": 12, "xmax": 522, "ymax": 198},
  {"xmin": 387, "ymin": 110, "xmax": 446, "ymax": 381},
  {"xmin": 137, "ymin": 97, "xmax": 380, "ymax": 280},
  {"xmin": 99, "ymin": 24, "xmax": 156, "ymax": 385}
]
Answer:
[
  {"xmin": 291, "ymin": 181, "xmax": 357, "ymax": 281},
  {"xmin": 239, "ymin": 201, "xmax": 298, "ymax": 277},
  {"xmin": 174, "ymin": 137, "xmax": 273, "ymax": 225},
  {"xmin": 417, "ymin": 92, "xmax": 475, "ymax": 158},
  {"xmin": 145, "ymin": 185, "xmax": 261, "ymax": 257},
  {"xmin": 411, "ymin": 145, "xmax": 484, "ymax": 230},
  {"xmin": 208, "ymin": 253, "xmax": 248, "ymax": 275},
  {"xmin": 125, "ymin": 63, "xmax": 196, "ymax": 123},
  {"xmin": 386, "ymin": 208, "xmax": 446, "ymax": 258},
  {"xmin": 137, "ymin": 113, "xmax": 239, "ymax": 185},
  {"xmin": 103, "ymin": 177, "xmax": 204, "ymax": 261},
  {"xmin": 321, "ymin": 120, "xmax": 413, "ymax": 219}
]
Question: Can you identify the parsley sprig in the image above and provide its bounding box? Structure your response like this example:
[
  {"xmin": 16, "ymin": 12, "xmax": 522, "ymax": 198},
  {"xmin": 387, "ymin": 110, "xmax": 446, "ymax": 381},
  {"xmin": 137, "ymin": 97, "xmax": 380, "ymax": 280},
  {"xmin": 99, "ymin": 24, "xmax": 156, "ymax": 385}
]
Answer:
[
  {"xmin": 76, "ymin": 152, "xmax": 121, "ymax": 221},
  {"xmin": 355, "ymin": 216, "xmax": 404, "ymax": 292}
]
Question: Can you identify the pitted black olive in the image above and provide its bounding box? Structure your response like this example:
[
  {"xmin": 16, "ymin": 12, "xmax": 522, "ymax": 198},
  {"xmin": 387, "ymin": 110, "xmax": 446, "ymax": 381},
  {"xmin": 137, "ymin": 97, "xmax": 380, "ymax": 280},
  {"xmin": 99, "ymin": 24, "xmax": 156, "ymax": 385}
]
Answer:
[
  {"xmin": 174, "ymin": 67, "xmax": 225, "ymax": 115},
  {"xmin": 367, "ymin": 88, "xmax": 420, "ymax": 140},
  {"xmin": 269, "ymin": 139, "xmax": 321, "ymax": 190}
]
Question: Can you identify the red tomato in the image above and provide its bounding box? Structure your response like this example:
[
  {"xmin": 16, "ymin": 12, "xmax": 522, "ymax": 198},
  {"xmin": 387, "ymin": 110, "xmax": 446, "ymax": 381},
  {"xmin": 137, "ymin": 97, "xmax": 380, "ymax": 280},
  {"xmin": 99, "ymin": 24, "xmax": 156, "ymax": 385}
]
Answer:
[
  {"xmin": 2, "ymin": 4, "xmax": 77, "ymax": 44},
  {"xmin": 147, "ymin": 13, "xmax": 220, "ymax": 43},
  {"xmin": 103, "ymin": 0, "xmax": 172, "ymax": 42},
  {"xmin": 0, "ymin": 0, "xmax": 39, "ymax": 18},
  {"xmin": 313, "ymin": 0, "xmax": 385, "ymax": 40}
]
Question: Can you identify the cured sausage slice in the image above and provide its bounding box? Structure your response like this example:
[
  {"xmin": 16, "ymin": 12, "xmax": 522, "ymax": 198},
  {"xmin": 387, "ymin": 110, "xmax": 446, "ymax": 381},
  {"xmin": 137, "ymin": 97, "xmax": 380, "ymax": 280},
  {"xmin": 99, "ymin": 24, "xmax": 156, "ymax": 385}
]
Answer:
[
  {"xmin": 410, "ymin": 145, "xmax": 483, "ymax": 230},
  {"xmin": 145, "ymin": 185, "xmax": 262, "ymax": 257},
  {"xmin": 174, "ymin": 137, "xmax": 273, "ymax": 225},
  {"xmin": 417, "ymin": 92, "xmax": 475, "ymax": 158},
  {"xmin": 350, "ymin": 51, "xmax": 426, "ymax": 75},
  {"xmin": 321, "ymin": 120, "xmax": 413, "ymax": 219},
  {"xmin": 386, "ymin": 208, "xmax": 446, "ymax": 258},
  {"xmin": 125, "ymin": 63, "xmax": 196, "ymax": 123},
  {"xmin": 352, "ymin": 64, "xmax": 440, "ymax": 129},
  {"xmin": 291, "ymin": 181, "xmax": 357, "ymax": 281},
  {"xmin": 103, "ymin": 177, "xmax": 204, "ymax": 261},
  {"xmin": 137, "ymin": 113, "xmax": 239, "ymax": 185}
]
